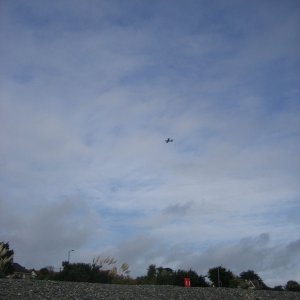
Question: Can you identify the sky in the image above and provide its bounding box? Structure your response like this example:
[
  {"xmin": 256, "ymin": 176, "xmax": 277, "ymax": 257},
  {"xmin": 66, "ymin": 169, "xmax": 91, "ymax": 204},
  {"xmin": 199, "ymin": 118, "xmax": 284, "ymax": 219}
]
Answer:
[{"xmin": 0, "ymin": 0, "xmax": 299, "ymax": 287}]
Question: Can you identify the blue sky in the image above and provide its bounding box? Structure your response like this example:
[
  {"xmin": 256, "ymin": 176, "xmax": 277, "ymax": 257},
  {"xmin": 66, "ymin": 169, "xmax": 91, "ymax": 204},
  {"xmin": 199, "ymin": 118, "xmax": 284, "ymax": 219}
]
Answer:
[{"xmin": 0, "ymin": 0, "xmax": 299, "ymax": 286}]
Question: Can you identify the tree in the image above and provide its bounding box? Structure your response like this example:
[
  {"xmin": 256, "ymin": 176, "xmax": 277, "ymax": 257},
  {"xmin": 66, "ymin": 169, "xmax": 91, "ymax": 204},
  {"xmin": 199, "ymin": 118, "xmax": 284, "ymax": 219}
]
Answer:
[
  {"xmin": 207, "ymin": 266, "xmax": 235, "ymax": 287},
  {"xmin": 54, "ymin": 257, "xmax": 131, "ymax": 284},
  {"xmin": 38, "ymin": 266, "xmax": 56, "ymax": 280},
  {"xmin": 240, "ymin": 270, "xmax": 261, "ymax": 281},
  {"xmin": 187, "ymin": 269, "xmax": 209, "ymax": 287},
  {"xmin": 239, "ymin": 270, "xmax": 268, "ymax": 289},
  {"xmin": 156, "ymin": 267, "xmax": 175, "ymax": 285},
  {"xmin": 0, "ymin": 242, "xmax": 14, "ymax": 277},
  {"xmin": 55, "ymin": 261, "xmax": 113, "ymax": 283},
  {"xmin": 147, "ymin": 264, "xmax": 157, "ymax": 280},
  {"xmin": 174, "ymin": 269, "xmax": 208, "ymax": 287},
  {"xmin": 285, "ymin": 280, "xmax": 300, "ymax": 292}
]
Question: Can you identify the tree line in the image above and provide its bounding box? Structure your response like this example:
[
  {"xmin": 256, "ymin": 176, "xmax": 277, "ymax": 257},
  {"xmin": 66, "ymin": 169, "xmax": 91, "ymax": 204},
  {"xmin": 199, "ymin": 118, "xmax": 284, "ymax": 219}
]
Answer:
[
  {"xmin": 1, "ymin": 241, "xmax": 300, "ymax": 292},
  {"xmin": 34, "ymin": 263, "xmax": 300, "ymax": 292}
]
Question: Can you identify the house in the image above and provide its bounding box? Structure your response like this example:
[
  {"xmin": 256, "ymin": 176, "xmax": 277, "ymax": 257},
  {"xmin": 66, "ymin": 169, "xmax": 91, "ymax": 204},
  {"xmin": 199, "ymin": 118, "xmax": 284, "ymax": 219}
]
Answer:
[{"xmin": 11, "ymin": 263, "xmax": 35, "ymax": 279}]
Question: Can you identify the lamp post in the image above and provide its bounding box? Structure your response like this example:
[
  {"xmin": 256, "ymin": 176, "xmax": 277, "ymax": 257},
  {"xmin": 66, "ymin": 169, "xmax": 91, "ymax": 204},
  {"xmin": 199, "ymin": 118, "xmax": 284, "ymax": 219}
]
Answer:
[{"xmin": 67, "ymin": 249, "xmax": 74, "ymax": 263}]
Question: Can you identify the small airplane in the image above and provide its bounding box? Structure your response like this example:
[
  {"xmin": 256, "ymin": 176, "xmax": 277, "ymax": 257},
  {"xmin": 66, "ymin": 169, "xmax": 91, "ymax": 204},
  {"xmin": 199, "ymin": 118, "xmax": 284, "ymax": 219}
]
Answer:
[{"xmin": 165, "ymin": 138, "xmax": 173, "ymax": 143}]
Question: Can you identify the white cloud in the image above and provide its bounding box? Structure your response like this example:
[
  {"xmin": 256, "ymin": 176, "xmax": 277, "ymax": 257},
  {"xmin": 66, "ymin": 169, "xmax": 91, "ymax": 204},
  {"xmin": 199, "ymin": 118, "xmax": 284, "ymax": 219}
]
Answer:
[{"xmin": 0, "ymin": 196, "xmax": 103, "ymax": 268}]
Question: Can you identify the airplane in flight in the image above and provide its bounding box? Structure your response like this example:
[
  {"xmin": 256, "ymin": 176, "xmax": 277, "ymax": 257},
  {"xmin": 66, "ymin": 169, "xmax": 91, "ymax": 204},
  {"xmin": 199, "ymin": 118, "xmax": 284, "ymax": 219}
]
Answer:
[{"xmin": 165, "ymin": 138, "xmax": 173, "ymax": 143}]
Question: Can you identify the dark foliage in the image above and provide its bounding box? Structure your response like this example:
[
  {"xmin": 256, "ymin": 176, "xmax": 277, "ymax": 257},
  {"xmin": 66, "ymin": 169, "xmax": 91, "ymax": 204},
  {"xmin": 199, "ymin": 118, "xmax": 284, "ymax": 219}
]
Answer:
[
  {"xmin": 137, "ymin": 265, "xmax": 208, "ymax": 287},
  {"xmin": 37, "ymin": 267, "xmax": 53, "ymax": 280},
  {"xmin": 53, "ymin": 261, "xmax": 113, "ymax": 283},
  {"xmin": 0, "ymin": 241, "xmax": 14, "ymax": 276},
  {"xmin": 207, "ymin": 266, "xmax": 235, "ymax": 287},
  {"xmin": 239, "ymin": 270, "xmax": 269, "ymax": 290},
  {"xmin": 156, "ymin": 267, "xmax": 175, "ymax": 285},
  {"xmin": 285, "ymin": 280, "xmax": 300, "ymax": 292},
  {"xmin": 174, "ymin": 269, "xmax": 208, "ymax": 287},
  {"xmin": 240, "ymin": 270, "xmax": 261, "ymax": 281},
  {"xmin": 147, "ymin": 264, "xmax": 157, "ymax": 280}
]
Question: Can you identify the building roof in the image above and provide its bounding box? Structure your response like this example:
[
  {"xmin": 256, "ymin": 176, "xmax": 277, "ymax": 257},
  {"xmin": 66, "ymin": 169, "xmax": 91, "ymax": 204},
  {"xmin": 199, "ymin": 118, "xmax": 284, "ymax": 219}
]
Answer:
[{"xmin": 12, "ymin": 263, "xmax": 30, "ymax": 274}]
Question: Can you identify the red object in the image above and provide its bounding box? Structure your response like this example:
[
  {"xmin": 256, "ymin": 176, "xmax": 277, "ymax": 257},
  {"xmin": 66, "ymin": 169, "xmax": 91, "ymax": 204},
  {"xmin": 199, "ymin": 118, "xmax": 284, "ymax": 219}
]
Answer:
[{"xmin": 184, "ymin": 277, "xmax": 191, "ymax": 287}]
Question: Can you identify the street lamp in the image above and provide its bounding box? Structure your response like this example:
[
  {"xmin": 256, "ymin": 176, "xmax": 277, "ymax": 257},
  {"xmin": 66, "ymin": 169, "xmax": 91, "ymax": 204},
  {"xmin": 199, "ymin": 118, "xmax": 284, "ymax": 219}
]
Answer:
[{"xmin": 67, "ymin": 249, "xmax": 75, "ymax": 263}]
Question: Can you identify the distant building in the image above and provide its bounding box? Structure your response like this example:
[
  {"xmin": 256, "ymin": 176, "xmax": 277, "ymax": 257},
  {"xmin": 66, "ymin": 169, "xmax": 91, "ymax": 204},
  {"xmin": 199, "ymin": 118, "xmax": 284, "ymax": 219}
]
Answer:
[{"xmin": 10, "ymin": 263, "xmax": 37, "ymax": 279}]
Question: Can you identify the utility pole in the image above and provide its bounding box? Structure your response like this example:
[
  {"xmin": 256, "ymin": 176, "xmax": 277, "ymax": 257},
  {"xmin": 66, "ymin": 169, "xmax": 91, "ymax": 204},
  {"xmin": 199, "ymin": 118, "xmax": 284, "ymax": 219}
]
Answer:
[{"xmin": 67, "ymin": 249, "xmax": 74, "ymax": 263}]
